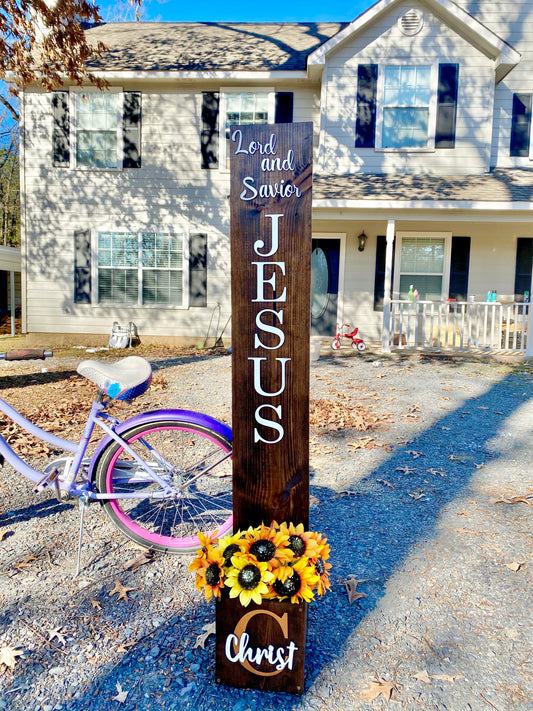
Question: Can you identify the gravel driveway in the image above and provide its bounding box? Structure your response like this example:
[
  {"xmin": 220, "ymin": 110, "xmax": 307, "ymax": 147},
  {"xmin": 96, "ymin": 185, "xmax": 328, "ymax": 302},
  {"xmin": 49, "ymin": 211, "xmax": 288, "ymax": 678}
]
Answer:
[{"xmin": 0, "ymin": 349, "xmax": 531, "ymax": 711}]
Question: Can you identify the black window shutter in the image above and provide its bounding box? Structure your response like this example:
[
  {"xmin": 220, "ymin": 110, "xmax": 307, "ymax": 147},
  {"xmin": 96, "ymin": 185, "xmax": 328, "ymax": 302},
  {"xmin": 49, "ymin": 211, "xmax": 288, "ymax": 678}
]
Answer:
[
  {"xmin": 52, "ymin": 91, "xmax": 70, "ymax": 167},
  {"xmin": 514, "ymin": 237, "xmax": 533, "ymax": 299},
  {"xmin": 449, "ymin": 236, "xmax": 470, "ymax": 301},
  {"xmin": 201, "ymin": 92, "xmax": 219, "ymax": 169},
  {"xmin": 123, "ymin": 91, "xmax": 141, "ymax": 169},
  {"xmin": 510, "ymin": 94, "xmax": 532, "ymax": 157},
  {"xmin": 436, "ymin": 63, "xmax": 458, "ymax": 149},
  {"xmin": 275, "ymin": 92, "xmax": 294, "ymax": 123},
  {"xmin": 355, "ymin": 64, "xmax": 378, "ymax": 148},
  {"xmin": 189, "ymin": 234, "xmax": 207, "ymax": 307},
  {"xmin": 374, "ymin": 234, "xmax": 395, "ymax": 311},
  {"xmin": 74, "ymin": 229, "xmax": 91, "ymax": 304}
]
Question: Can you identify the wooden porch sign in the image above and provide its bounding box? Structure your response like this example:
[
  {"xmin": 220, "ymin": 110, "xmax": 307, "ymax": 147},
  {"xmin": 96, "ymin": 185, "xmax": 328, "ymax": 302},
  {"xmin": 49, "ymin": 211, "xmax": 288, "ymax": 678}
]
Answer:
[{"xmin": 216, "ymin": 122, "xmax": 312, "ymax": 693}]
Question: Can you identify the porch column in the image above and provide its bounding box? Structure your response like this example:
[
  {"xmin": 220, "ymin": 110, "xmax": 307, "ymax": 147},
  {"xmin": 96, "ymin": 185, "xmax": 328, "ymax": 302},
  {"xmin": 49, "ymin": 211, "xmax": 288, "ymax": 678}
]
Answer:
[
  {"xmin": 10, "ymin": 270, "xmax": 15, "ymax": 337},
  {"xmin": 381, "ymin": 219, "xmax": 395, "ymax": 352},
  {"xmin": 527, "ymin": 269, "xmax": 533, "ymax": 357}
]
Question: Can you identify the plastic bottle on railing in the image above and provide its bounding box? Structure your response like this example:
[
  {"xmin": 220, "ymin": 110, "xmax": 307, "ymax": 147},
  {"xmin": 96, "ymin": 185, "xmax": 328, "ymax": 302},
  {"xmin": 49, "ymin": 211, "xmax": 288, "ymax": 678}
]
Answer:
[
  {"xmin": 408, "ymin": 285, "xmax": 414, "ymax": 301},
  {"xmin": 413, "ymin": 289, "xmax": 419, "ymax": 301},
  {"xmin": 524, "ymin": 291, "xmax": 530, "ymax": 303},
  {"xmin": 486, "ymin": 291, "xmax": 491, "ymax": 302}
]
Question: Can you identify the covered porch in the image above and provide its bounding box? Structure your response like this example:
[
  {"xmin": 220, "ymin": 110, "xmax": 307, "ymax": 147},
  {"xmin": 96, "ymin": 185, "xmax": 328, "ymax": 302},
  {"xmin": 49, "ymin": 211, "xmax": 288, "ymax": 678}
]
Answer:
[{"xmin": 312, "ymin": 170, "xmax": 533, "ymax": 357}]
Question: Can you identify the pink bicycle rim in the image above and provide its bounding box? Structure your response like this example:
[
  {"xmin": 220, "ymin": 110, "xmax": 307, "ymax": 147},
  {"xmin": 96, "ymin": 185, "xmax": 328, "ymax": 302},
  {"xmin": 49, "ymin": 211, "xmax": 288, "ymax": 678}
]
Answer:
[{"xmin": 106, "ymin": 424, "xmax": 233, "ymax": 548}]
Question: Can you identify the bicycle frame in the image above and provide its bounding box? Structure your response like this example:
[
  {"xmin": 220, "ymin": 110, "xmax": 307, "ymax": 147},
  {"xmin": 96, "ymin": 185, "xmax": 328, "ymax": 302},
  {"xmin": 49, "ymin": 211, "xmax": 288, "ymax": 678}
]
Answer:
[{"xmin": 0, "ymin": 396, "xmax": 232, "ymax": 502}]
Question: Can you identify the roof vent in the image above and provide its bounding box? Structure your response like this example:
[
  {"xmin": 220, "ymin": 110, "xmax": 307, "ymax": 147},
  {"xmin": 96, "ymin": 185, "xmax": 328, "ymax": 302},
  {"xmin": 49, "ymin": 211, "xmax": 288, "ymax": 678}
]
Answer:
[{"xmin": 398, "ymin": 9, "xmax": 424, "ymax": 36}]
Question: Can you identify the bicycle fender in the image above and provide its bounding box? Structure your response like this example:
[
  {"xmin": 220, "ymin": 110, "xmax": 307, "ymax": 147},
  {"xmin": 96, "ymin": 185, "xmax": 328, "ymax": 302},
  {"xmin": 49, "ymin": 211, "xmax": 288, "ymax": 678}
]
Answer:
[{"xmin": 87, "ymin": 409, "xmax": 232, "ymax": 482}]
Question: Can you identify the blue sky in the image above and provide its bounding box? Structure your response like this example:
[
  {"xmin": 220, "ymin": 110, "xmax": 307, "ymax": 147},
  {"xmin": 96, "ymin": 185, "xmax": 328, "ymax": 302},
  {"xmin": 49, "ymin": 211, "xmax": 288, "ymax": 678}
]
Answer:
[{"xmin": 99, "ymin": 0, "xmax": 376, "ymax": 23}]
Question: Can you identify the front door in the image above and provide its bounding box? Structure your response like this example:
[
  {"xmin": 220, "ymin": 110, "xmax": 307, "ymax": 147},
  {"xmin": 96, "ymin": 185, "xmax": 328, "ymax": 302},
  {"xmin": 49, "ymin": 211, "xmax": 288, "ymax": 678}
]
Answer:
[{"xmin": 311, "ymin": 238, "xmax": 340, "ymax": 337}]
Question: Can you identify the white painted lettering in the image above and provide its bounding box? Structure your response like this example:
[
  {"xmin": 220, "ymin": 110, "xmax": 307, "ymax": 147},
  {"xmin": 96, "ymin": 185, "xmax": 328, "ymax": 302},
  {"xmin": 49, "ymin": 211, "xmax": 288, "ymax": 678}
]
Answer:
[
  {"xmin": 249, "ymin": 357, "xmax": 290, "ymax": 397},
  {"xmin": 254, "ymin": 405, "xmax": 284, "ymax": 444},
  {"xmin": 253, "ymin": 214, "xmax": 283, "ymax": 258},
  {"xmin": 252, "ymin": 262, "xmax": 287, "ymax": 303},
  {"xmin": 254, "ymin": 309, "xmax": 285, "ymax": 349}
]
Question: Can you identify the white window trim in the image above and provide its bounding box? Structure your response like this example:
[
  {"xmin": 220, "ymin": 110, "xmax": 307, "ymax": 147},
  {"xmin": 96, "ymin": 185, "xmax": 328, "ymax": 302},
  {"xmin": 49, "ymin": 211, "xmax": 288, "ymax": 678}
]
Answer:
[
  {"xmin": 218, "ymin": 87, "xmax": 276, "ymax": 171},
  {"xmin": 70, "ymin": 87, "xmax": 123, "ymax": 171},
  {"xmin": 91, "ymin": 225, "xmax": 190, "ymax": 309},
  {"xmin": 393, "ymin": 231, "xmax": 452, "ymax": 300},
  {"xmin": 375, "ymin": 63, "xmax": 438, "ymax": 153},
  {"xmin": 529, "ymin": 112, "xmax": 533, "ymax": 161}
]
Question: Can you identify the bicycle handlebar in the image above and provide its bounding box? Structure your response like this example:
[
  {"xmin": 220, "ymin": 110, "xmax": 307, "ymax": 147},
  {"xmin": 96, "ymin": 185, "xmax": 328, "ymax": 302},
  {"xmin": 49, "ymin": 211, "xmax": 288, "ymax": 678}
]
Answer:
[{"xmin": 0, "ymin": 349, "xmax": 53, "ymax": 361}]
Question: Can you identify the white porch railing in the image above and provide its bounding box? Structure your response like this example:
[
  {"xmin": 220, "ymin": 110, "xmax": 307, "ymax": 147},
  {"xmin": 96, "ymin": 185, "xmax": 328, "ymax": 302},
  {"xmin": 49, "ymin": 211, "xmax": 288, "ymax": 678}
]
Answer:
[{"xmin": 386, "ymin": 300, "xmax": 530, "ymax": 352}]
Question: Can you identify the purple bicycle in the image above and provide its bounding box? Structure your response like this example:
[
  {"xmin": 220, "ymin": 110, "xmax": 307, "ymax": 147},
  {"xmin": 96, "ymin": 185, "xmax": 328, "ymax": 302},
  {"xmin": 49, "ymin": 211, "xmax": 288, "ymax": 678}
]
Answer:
[{"xmin": 0, "ymin": 349, "xmax": 232, "ymax": 567}]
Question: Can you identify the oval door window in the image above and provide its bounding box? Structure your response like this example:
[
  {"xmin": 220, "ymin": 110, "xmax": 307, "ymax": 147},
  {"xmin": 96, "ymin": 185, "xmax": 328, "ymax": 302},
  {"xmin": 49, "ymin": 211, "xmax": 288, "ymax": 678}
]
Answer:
[{"xmin": 311, "ymin": 247, "xmax": 329, "ymax": 318}]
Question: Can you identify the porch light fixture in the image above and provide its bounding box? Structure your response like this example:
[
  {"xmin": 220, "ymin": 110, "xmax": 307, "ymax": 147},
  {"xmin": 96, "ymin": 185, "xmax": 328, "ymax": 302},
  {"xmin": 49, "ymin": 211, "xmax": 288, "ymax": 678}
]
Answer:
[{"xmin": 357, "ymin": 231, "xmax": 368, "ymax": 252}]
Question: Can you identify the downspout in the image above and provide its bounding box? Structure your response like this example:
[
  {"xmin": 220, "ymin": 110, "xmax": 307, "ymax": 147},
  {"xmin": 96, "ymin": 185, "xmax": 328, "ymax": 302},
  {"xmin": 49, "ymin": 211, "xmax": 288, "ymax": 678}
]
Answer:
[{"xmin": 381, "ymin": 219, "xmax": 395, "ymax": 353}]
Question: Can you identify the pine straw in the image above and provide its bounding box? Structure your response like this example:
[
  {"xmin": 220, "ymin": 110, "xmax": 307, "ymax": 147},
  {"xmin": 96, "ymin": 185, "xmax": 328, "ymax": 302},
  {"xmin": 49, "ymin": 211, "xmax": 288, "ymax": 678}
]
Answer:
[
  {"xmin": 309, "ymin": 393, "xmax": 387, "ymax": 432},
  {"xmin": 0, "ymin": 374, "xmax": 169, "ymax": 457}
]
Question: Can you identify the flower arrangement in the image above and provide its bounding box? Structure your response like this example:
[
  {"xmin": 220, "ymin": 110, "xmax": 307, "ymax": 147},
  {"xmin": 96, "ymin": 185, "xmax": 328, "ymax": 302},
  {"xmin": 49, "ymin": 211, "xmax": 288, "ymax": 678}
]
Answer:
[{"xmin": 189, "ymin": 521, "xmax": 332, "ymax": 607}]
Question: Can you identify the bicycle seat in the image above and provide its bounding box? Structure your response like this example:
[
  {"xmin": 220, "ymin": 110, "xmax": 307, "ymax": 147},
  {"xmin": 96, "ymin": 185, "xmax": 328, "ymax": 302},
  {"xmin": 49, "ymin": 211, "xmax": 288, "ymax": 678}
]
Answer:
[{"xmin": 77, "ymin": 356, "xmax": 152, "ymax": 400}]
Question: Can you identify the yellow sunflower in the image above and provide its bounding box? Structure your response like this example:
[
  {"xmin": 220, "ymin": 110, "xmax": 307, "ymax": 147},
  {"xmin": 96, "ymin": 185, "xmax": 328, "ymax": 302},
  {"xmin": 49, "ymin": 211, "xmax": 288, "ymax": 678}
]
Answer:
[
  {"xmin": 242, "ymin": 522, "xmax": 293, "ymax": 566},
  {"xmin": 277, "ymin": 522, "xmax": 322, "ymax": 560},
  {"xmin": 270, "ymin": 556, "xmax": 319, "ymax": 604},
  {"xmin": 190, "ymin": 547, "xmax": 226, "ymax": 602},
  {"xmin": 218, "ymin": 531, "xmax": 246, "ymax": 568},
  {"xmin": 225, "ymin": 553, "xmax": 275, "ymax": 607}
]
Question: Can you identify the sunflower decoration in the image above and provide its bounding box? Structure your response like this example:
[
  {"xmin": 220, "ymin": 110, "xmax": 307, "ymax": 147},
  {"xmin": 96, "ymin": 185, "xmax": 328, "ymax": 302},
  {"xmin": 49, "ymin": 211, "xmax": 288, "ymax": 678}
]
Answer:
[
  {"xmin": 189, "ymin": 521, "xmax": 331, "ymax": 606},
  {"xmin": 270, "ymin": 556, "xmax": 320, "ymax": 604},
  {"xmin": 276, "ymin": 521, "xmax": 322, "ymax": 560},
  {"xmin": 225, "ymin": 553, "xmax": 275, "ymax": 607},
  {"xmin": 189, "ymin": 546, "xmax": 226, "ymax": 601},
  {"xmin": 218, "ymin": 531, "xmax": 246, "ymax": 567},
  {"xmin": 242, "ymin": 522, "xmax": 294, "ymax": 566}
]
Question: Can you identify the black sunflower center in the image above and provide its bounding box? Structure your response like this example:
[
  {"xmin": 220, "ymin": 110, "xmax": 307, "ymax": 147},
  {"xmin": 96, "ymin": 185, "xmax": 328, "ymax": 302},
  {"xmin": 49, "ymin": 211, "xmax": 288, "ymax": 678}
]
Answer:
[
  {"xmin": 222, "ymin": 543, "xmax": 241, "ymax": 567},
  {"xmin": 249, "ymin": 539, "xmax": 276, "ymax": 562},
  {"xmin": 287, "ymin": 535, "xmax": 306, "ymax": 557},
  {"xmin": 238, "ymin": 564, "xmax": 262, "ymax": 590},
  {"xmin": 315, "ymin": 557, "xmax": 326, "ymax": 576},
  {"xmin": 273, "ymin": 571, "xmax": 301, "ymax": 597},
  {"xmin": 205, "ymin": 563, "xmax": 221, "ymax": 587}
]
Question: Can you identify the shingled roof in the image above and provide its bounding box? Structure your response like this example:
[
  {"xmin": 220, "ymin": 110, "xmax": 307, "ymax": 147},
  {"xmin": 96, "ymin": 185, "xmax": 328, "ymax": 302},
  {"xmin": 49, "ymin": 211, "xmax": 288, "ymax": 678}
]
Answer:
[
  {"xmin": 85, "ymin": 22, "xmax": 346, "ymax": 72},
  {"xmin": 313, "ymin": 169, "xmax": 533, "ymax": 204}
]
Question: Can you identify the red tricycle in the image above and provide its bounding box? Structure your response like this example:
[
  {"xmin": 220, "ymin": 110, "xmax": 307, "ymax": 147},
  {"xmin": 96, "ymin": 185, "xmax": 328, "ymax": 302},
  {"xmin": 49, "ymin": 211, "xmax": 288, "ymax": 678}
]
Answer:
[{"xmin": 331, "ymin": 323, "xmax": 366, "ymax": 351}]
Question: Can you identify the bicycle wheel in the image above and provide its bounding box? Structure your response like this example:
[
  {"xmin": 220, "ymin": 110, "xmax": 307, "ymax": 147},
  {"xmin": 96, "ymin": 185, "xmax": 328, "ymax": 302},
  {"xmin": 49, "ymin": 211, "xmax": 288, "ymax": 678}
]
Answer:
[
  {"xmin": 95, "ymin": 418, "xmax": 232, "ymax": 553},
  {"xmin": 331, "ymin": 338, "xmax": 341, "ymax": 350}
]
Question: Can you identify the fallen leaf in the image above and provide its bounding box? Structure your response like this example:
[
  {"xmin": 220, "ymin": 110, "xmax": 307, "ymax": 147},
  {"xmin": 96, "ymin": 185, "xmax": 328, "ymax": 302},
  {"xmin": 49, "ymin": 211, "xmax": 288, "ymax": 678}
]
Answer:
[
  {"xmin": 109, "ymin": 580, "xmax": 136, "ymax": 602},
  {"xmin": 431, "ymin": 674, "xmax": 462, "ymax": 684},
  {"xmin": 453, "ymin": 528, "xmax": 483, "ymax": 536},
  {"xmin": 412, "ymin": 669, "xmax": 432, "ymax": 683},
  {"xmin": 49, "ymin": 627, "xmax": 66, "ymax": 645},
  {"xmin": 117, "ymin": 640, "xmax": 136, "ymax": 654},
  {"xmin": 360, "ymin": 677, "xmax": 399, "ymax": 701},
  {"xmin": 112, "ymin": 682, "xmax": 129, "ymax": 703},
  {"xmin": 407, "ymin": 450, "xmax": 423, "ymax": 459},
  {"xmin": 395, "ymin": 466, "xmax": 418, "ymax": 475},
  {"xmin": 0, "ymin": 646, "xmax": 23, "ymax": 669},
  {"xmin": 0, "ymin": 530, "xmax": 13, "ymax": 542},
  {"xmin": 14, "ymin": 555, "xmax": 37, "ymax": 569},
  {"xmin": 407, "ymin": 489, "xmax": 426, "ymax": 500},
  {"xmin": 377, "ymin": 479, "xmax": 395, "ymax": 489},
  {"xmin": 427, "ymin": 468, "xmax": 447, "ymax": 477},
  {"xmin": 90, "ymin": 599, "xmax": 102, "ymax": 611},
  {"xmin": 122, "ymin": 550, "xmax": 155, "ymax": 571},
  {"xmin": 194, "ymin": 622, "xmax": 216, "ymax": 649},
  {"xmin": 345, "ymin": 575, "xmax": 368, "ymax": 604},
  {"xmin": 505, "ymin": 561, "xmax": 525, "ymax": 572},
  {"xmin": 495, "ymin": 493, "xmax": 533, "ymax": 506}
]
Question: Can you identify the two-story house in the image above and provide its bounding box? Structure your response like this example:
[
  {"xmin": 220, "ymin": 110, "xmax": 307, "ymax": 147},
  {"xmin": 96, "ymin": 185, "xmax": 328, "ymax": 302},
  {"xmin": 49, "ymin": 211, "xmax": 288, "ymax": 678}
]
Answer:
[{"xmin": 19, "ymin": 0, "xmax": 533, "ymax": 351}]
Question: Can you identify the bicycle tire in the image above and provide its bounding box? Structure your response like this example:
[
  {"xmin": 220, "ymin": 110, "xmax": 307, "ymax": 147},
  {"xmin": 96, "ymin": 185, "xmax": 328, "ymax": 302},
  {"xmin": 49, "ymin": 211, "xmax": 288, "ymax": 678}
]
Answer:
[
  {"xmin": 95, "ymin": 418, "xmax": 232, "ymax": 553},
  {"xmin": 331, "ymin": 338, "xmax": 341, "ymax": 350}
]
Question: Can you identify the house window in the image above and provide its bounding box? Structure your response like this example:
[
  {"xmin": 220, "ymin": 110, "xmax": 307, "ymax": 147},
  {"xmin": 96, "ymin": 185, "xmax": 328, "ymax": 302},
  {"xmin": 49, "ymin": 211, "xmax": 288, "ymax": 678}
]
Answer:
[
  {"xmin": 97, "ymin": 232, "xmax": 186, "ymax": 306},
  {"xmin": 396, "ymin": 234, "xmax": 450, "ymax": 300},
  {"xmin": 220, "ymin": 90, "xmax": 274, "ymax": 168},
  {"xmin": 377, "ymin": 65, "xmax": 437, "ymax": 150},
  {"xmin": 75, "ymin": 92, "xmax": 122, "ymax": 169}
]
